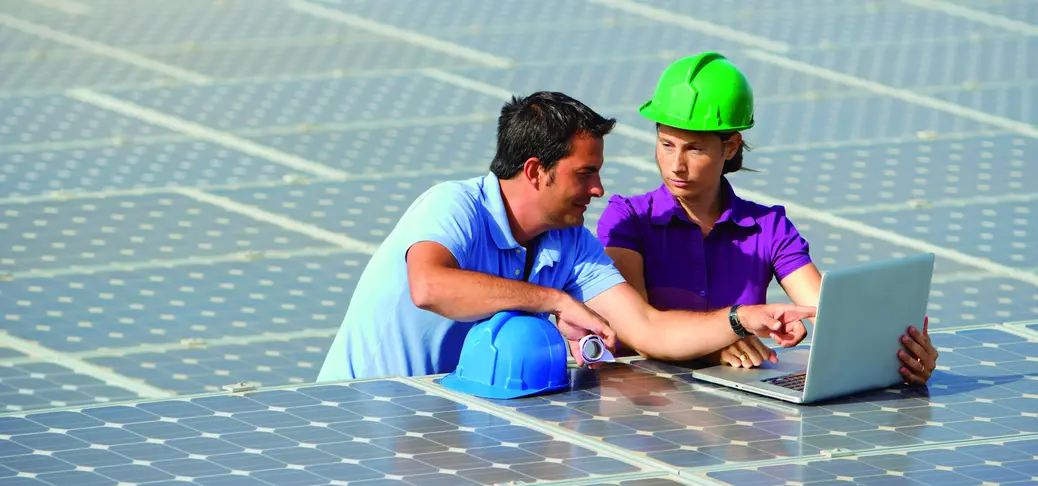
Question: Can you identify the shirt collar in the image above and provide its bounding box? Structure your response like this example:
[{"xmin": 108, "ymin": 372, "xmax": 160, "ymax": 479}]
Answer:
[
  {"xmin": 648, "ymin": 176, "xmax": 756, "ymax": 229},
  {"xmin": 480, "ymin": 172, "xmax": 562, "ymax": 265}
]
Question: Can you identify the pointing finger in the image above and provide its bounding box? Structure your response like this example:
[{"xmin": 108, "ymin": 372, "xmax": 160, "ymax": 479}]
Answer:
[{"xmin": 786, "ymin": 305, "xmax": 816, "ymax": 321}]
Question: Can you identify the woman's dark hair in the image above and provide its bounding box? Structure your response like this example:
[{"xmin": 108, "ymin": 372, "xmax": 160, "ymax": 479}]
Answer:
[{"xmin": 718, "ymin": 131, "xmax": 752, "ymax": 174}]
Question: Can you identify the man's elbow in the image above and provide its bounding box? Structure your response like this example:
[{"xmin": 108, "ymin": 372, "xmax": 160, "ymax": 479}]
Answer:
[
  {"xmin": 626, "ymin": 342, "xmax": 668, "ymax": 361},
  {"xmin": 620, "ymin": 308, "xmax": 701, "ymax": 362},
  {"xmin": 622, "ymin": 308, "xmax": 663, "ymax": 359},
  {"xmin": 408, "ymin": 269, "xmax": 438, "ymax": 311},
  {"xmin": 410, "ymin": 286, "xmax": 431, "ymax": 310},
  {"xmin": 625, "ymin": 343, "xmax": 690, "ymax": 362}
]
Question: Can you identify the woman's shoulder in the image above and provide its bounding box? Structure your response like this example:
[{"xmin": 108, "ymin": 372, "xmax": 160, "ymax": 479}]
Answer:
[
  {"xmin": 603, "ymin": 189, "xmax": 657, "ymax": 218},
  {"xmin": 741, "ymin": 197, "xmax": 789, "ymax": 219},
  {"xmin": 597, "ymin": 188, "xmax": 663, "ymax": 242},
  {"xmin": 729, "ymin": 188, "xmax": 797, "ymax": 227},
  {"xmin": 731, "ymin": 194, "xmax": 809, "ymax": 249}
]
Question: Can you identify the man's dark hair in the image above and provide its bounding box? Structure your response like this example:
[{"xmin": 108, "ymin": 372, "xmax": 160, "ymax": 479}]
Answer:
[{"xmin": 490, "ymin": 92, "xmax": 616, "ymax": 179}]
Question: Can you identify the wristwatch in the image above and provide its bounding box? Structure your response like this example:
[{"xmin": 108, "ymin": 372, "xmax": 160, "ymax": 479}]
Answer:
[{"xmin": 728, "ymin": 305, "xmax": 749, "ymax": 338}]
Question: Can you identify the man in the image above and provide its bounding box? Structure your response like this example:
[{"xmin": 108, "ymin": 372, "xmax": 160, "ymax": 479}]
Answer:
[{"xmin": 316, "ymin": 91, "xmax": 815, "ymax": 382}]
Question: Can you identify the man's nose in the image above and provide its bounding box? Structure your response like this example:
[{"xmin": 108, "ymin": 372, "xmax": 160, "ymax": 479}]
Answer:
[{"xmin": 589, "ymin": 174, "xmax": 605, "ymax": 197}]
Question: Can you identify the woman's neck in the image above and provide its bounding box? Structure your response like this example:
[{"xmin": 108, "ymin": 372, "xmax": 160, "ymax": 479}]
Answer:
[{"xmin": 676, "ymin": 183, "xmax": 723, "ymax": 236}]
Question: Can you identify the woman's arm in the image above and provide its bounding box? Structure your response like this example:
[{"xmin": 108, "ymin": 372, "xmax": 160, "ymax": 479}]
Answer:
[
  {"xmin": 778, "ymin": 263, "xmax": 822, "ymax": 319},
  {"xmin": 715, "ymin": 263, "xmax": 822, "ymax": 368}
]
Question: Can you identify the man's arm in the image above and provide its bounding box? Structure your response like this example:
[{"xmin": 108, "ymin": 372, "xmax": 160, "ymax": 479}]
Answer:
[
  {"xmin": 406, "ymin": 240, "xmax": 616, "ymax": 345},
  {"xmin": 407, "ymin": 240, "xmax": 565, "ymax": 321},
  {"xmin": 584, "ymin": 282, "xmax": 814, "ymax": 361},
  {"xmin": 584, "ymin": 283, "xmax": 731, "ymax": 360},
  {"xmin": 604, "ymin": 247, "xmax": 648, "ymax": 301}
]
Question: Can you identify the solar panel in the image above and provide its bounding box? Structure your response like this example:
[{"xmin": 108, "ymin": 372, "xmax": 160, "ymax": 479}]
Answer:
[
  {"xmin": 0, "ymin": 379, "xmax": 647, "ymax": 484},
  {"xmin": 3, "ymin": 326, "xmax": 1035, "ymax": 485}
]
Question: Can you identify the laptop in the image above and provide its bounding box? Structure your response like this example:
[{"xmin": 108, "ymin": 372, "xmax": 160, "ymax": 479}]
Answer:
[{"xmin": 691, "ymin": 253, "xmax": 936, "ymax": 404}]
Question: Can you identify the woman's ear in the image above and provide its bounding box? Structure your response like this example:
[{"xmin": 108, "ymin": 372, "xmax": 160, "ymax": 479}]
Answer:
[{"xmin": 723, "ymin": 132, "xmax": 743, "ymax": 160}]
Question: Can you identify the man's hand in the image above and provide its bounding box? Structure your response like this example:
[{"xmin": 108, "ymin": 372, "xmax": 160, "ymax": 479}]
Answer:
[
  {"xmin": 552, "ymin": 294, "xmax": 616, "ymax": 366},
  {"xmin": 899, "ymin": 316, "xmax": 938, "ymax": 386},
  {"xmin": 737, "ymin": 304, "xmax": 814, "ymax": 347},
  {"xmin": 720, "ymin": 335, "xmax": 777, "ymax": 368}
]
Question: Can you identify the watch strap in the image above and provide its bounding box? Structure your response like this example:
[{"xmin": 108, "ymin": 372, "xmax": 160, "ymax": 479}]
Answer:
[{"xmin": 728, "ymin": 305, "xmax": 749, "ymax": 338}]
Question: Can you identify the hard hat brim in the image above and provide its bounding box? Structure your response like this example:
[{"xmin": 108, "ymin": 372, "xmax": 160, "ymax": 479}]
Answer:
[
  {"xmin": 639, "ymin": 102, "xmax": 755, "ymax": 132},
  {"xmin": 440, "ymin": 373, "xmax": 570, "ymax": 400}
]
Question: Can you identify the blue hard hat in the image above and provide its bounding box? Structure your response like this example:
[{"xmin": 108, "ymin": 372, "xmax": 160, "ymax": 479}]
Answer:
[{"xmin": 440, "ymin": 311, "xmax": 570, "ymax": 399}]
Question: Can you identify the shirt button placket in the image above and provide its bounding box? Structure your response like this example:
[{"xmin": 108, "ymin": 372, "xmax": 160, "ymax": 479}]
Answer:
[{"xmin": 692, "ymin": 229, "xmax": 709, "ymax": 306}]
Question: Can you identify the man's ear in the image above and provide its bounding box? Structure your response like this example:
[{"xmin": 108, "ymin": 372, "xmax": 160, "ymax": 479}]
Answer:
[{"xmin": 521, "ymin": 157, "xmax": 543, "ymax": 187}]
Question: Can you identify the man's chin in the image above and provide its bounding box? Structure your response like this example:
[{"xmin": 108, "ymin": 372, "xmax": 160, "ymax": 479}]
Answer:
[{"xmin": 548, "ymin": 214, "xmax": 584, "ymax": 229}]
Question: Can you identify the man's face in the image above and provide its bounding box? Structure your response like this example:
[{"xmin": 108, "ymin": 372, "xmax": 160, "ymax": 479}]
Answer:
[{"xmin": 538, "ymin": 134, "xmax": 606, "ymax": 229}]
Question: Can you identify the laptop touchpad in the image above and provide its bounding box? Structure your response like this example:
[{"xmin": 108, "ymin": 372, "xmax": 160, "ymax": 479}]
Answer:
[{"xmin": 760, "ymin": 347, "xmax": 810, "ymax": 372}]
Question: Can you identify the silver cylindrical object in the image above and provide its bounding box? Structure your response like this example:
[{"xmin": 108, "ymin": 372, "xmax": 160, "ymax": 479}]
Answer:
[{"xmin": 579, "ymin": 335, "xmax": 615, "ymax": 364}]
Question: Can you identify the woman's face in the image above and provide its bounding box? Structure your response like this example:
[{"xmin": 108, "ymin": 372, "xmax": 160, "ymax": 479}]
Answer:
[{"xmin": 654, "ymin": 124, "xmax": 739, "ymax": 199}]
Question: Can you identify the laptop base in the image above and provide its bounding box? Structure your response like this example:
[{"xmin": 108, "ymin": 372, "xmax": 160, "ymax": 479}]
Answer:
[{"xmin": 691, "ymin": 347, "xmax": 810, "ymax": 404}]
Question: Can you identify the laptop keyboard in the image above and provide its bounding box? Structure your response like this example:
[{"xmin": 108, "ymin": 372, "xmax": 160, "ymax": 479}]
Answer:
[{"xmin": 763, "ymin": 371, "xmax": 806, "ymax": 391}]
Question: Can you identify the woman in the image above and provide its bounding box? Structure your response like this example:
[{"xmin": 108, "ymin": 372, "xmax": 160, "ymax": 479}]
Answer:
[{"xmin": 596, "ymin": 52, "xmax": 937, "ymax": 386}]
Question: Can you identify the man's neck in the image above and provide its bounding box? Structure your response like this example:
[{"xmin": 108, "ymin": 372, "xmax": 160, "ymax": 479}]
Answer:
[{"xmin": 499, "ymin": 180, "xmax": 544, "ymax": 247}]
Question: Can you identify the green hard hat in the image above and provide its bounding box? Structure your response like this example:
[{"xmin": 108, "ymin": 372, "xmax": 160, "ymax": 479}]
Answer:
[{"xmin": 639, "ymin": 52, "xmax": 755, "ymax": 132}]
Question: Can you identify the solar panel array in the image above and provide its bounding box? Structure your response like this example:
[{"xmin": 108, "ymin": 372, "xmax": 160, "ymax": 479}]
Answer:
[{"xmin": 2, "ymin": 0, "xmax": 1036, "ymax": 484}]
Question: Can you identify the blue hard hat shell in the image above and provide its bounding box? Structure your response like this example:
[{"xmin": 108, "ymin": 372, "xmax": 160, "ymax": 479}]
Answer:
[{"xmin": 441, "ymin": 311, "xmax": 570, "ymax": 399}]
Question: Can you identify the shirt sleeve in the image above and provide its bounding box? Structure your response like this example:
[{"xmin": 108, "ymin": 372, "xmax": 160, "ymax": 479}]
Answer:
[
  {"xmin": 596, "ymin": 195, "xmax": 645, "ymax": 254},
  {"xmin": 769, "ymin": 206, "xmax": 813, "ymax": 281},
  {"xmin": 565, "ymin": 226, "xmax": 627, "ymax": 303},
  {"xmin": 398, "ymin": 182, "xmax": 479, "ymax": 268}
]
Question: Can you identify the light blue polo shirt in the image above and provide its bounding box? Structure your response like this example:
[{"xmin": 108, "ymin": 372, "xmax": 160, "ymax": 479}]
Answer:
[{"xmin": 316, "ymin": 172, "xmax": 627, "ymax": 382}]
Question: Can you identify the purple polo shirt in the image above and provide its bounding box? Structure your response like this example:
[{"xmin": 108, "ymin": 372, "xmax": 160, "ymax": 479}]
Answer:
[{"xmin": 596, "ymin": 177, "xmax": 812, "ymax": 312}]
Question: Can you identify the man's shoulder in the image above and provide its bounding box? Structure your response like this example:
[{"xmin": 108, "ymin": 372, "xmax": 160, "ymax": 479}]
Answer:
[
  {"xmin": 552, "ymin": 224, "xmax": 607, "ymax": 257},
  {"xmin": 416, "ymin": 176, "xmax": 484, "ymax": 204},
  {"xmin": 405, "ymin": 175, "xmax": 488, "ymax": 220}
]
